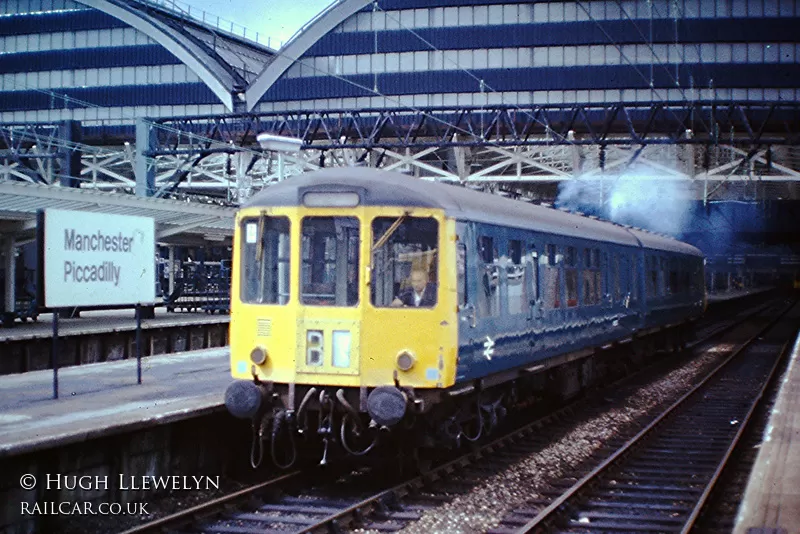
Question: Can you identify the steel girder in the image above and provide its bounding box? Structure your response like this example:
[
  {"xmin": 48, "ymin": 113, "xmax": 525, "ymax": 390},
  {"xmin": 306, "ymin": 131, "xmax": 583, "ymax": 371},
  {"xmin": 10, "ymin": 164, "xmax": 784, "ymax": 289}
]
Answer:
[
  {"xmin": 0, "ymin": 124, "xmax": 68, "ymax": 184},
  {"xmin": 149, "ymin": 101, "xmax": 800, "ymax": 156},
  {"xmin": 3, "ymin": 101, "xmax": 800, "ymax": 203},
  {"xmin": 2, "ymin": 132, "xmax": 800, "ymax": 203}
]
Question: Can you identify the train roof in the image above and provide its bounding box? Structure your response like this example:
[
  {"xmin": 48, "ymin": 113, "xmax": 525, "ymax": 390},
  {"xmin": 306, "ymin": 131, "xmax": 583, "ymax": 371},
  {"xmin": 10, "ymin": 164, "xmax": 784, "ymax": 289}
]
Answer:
[{"xmin": 243, "ymin": 167, "xmax": 702, "ymax": 257}]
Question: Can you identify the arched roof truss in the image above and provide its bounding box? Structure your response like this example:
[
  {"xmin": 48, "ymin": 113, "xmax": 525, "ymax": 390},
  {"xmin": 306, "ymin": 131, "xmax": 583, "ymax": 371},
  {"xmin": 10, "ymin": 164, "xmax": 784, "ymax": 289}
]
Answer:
[
  {"xmin": 77, "ymin": 0, "xmax": 248, "ymax": 110},
  {"xmin": 245, "ymin": 0, "xmax": 371, "ymax": 111}
]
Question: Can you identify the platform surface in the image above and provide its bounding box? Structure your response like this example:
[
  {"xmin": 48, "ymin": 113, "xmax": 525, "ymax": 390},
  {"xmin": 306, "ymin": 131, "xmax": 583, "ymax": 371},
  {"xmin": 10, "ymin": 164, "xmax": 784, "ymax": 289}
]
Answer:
[
  {"xmin": 734, "ymin": 330, "xmax": 800, "ymax": 534},
  {"xmin": 706, "ymin": 286, "xmax": 774, "ymax": 303},
  {"xmin": 0, "ymin": 307, "xmax": 229, "ymax": 342},
  {"xmin": 0, "ymin": 347, "xmax": 230, "ymax": 457}
]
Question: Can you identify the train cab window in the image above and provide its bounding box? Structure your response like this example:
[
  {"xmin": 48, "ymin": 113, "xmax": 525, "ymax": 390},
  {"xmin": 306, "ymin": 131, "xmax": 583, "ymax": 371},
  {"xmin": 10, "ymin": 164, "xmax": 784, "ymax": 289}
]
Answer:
[
  {"xmin": 507, "ymin": 240, "xmax": 527, "ymax": 315},
  {"xmin": 301, "ymin": 217, "xmax": 360, "ymax": 306},
  {"xmin": 478, "ymin": 236, "xmax": 501, "ymax": 318},
  {"xmin": 371, "ymin": 216, "xmax": 438, "ymax": 308},
  {"xmin": 565, "ymin": 246, "xmax": 578, "ymax": 307},
  {"xmin": 241, "ymin": 216, "xmax": 291, "ymax": 305},
  {"xmin": 543, "ymin": 244, "xmax": 561, "ymax": 309}
]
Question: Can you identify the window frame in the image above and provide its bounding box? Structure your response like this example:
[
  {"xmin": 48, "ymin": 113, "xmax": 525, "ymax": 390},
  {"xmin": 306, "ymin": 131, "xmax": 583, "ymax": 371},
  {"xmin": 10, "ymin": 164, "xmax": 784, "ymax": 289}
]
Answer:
[
  {"xmin": 300, "ymin": 216, "xmax": 361, "ymax": 307},
  {"xmin": 370, "ymin": 215, "xmax": 440, "ymax": 309},
  {"xmin": 239, "ymin": 215, "xmax": 291, "ymax": 305}
]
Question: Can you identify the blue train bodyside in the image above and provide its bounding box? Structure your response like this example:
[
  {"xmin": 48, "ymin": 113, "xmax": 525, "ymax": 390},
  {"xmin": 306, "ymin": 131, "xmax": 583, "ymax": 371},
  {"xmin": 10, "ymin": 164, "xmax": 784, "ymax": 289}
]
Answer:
[{"xmin": 454, "ymin": 220, "xmax": 704, "ymax": 383}]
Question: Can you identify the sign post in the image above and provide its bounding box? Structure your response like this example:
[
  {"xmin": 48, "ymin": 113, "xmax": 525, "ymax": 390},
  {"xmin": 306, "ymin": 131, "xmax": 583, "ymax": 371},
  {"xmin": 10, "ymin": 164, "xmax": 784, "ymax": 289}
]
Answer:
[
  {"xmin": 39, "ymin": 209, "xmax": 156, "ymax": 397},
  {"xmin": 136, "ymin": 304, "xmax": 142, "ymax": 384},
  {"xmin": 52, "ymin": 311, "xmax": 59, "ymax": 399}
]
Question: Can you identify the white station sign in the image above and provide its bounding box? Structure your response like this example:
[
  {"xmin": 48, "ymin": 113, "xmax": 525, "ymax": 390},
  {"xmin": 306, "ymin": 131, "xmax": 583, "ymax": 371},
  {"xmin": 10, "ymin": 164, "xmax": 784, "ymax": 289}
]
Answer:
[{"xmin": 43, "ymin": 209, "xmax": 156, "ymax": 307}]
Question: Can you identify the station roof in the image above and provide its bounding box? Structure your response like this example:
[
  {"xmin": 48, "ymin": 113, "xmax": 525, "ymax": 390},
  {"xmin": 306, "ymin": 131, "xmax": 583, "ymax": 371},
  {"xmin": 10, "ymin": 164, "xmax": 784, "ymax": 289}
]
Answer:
[
  {"xmin": 245, "ymin": 0, "xmax": 370, "ymax": 109},
  {"xmin": 79, "ymin": 0, "xmax": 275, "ymax": 110},
  {"xmin": 0, "ymin": 182, "xmax": 235, "ymax": 246}
]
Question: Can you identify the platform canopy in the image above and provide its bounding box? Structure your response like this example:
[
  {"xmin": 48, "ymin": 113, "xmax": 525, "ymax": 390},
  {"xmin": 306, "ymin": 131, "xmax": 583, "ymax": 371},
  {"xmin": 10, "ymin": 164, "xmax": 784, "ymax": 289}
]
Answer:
[{"xmin": 0, "ymin": 181, "xmax": 235, "ymax": 246}]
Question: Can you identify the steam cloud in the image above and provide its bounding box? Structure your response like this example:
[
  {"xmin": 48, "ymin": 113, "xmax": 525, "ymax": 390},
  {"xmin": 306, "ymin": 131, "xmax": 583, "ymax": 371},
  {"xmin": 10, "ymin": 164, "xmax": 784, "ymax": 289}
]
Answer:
[{"xmin": 555, "ymin": 164, "xmax": 692, "ymax": 237}]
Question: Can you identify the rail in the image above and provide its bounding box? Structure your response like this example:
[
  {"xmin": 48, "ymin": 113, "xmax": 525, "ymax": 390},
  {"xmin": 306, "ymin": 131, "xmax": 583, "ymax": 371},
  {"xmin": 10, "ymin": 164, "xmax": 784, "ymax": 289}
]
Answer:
[
  {"xmin": 117, "ymin": 470, "xmax": 304, "ymax": 534},
  {"xmin": 509, "ymin": 298, "xmax": 796, "ymax": 533}
]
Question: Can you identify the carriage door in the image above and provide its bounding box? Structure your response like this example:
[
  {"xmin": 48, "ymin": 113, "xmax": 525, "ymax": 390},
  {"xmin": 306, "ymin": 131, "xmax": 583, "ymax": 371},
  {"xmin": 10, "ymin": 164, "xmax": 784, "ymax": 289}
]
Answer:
[
  {"xmin": 456, "ymin": 222, "xmax": 477, "ymax": 332},
  {"xmin": 527, "ymin": 244, "xmax": 543, "ymax": 322}
]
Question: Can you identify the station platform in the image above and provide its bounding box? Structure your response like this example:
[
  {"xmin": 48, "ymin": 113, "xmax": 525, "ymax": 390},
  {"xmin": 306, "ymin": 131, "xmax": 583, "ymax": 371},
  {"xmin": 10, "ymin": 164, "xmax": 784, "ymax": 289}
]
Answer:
[
  {"xmin": 0, "ymin": 308, "xmax": 230, "ymax": 375},
  {"xmin": 733, "ymin": 330, "xmax": 800, "ymax": 533},
  {"xmin": 0, "ymin": 307, "xmax": 228, "ymax": 342},
  {"xmin": 706, "ymin": 286, "xmax": 775, "ymax": 303},
  {"xmin": 0, "ymin": 346, "xmax": 230, "ymax": 457}
]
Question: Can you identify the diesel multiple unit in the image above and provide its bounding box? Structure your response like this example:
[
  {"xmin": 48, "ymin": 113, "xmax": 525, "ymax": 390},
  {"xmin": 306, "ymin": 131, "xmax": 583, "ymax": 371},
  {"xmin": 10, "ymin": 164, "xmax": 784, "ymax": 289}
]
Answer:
[{"xmin": 224, "ymin": 168, "xmax": 705, "ymax": 467}]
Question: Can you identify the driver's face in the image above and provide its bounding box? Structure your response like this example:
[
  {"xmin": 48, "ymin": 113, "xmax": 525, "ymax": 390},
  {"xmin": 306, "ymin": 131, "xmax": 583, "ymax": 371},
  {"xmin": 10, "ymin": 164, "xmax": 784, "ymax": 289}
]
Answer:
[{"xmin": 411, "ymin": 272, "xmax": 428, "ymax": 293}]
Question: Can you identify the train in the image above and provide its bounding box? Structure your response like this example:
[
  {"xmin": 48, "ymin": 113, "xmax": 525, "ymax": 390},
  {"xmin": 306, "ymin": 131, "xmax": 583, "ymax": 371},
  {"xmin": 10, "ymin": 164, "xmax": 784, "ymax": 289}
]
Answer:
[{"xmin": 223, "ymin": 167, "xmax": 706, "ymax": 468}]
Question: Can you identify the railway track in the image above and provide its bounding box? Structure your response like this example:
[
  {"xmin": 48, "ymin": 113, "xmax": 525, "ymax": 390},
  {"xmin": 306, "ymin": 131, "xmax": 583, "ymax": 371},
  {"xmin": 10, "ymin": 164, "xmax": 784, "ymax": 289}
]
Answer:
[
  {"xmin": 494, "ymin": 299, "xmax": 797, "ymax": 534},
  {"xmin": 687, "ymin": 388, "xmax": 777, "ymax": 534},
  {"xmin": 119, "ymin": 298, "xmax": 790, "ymax": 534}
]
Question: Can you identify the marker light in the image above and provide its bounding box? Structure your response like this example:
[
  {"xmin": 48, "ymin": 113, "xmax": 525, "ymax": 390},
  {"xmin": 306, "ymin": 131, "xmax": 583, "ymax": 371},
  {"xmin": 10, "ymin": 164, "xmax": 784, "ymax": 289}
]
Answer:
[
  {"xmin": 250, "ymin": 346, "xmax": 268, "ymax": 365},
  {"xmin": 396, "ymin": 350, "xmax": 416, "ymax": 372},
  {"xmin": 306, "ymin": 330, "xmax": 324, "ymax": 366}
]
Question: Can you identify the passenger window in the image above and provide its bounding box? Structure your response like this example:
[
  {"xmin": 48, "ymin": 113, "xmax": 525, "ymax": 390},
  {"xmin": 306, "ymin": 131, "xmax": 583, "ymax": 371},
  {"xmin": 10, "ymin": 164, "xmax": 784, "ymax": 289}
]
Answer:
[
  {"xmin": 507, "ymin": 240, "xmax": 527, "ymax": 315},
  {"xmin": 301, "ymin": 217, "xmax": 360, "ymax": 306},
  {"xmin": 613, "ymin": 253, "xmax": 621, "ymax": 303},
  {"xmin": 528, "ymin": 244, "xmax": 539, "ymax": 303},
  {"xmin": 582, "ymin": 248, "xmax": 599, "ymax": 306},
  {"xmin": 630, "ymin": 255, "xmax": 639, "ymax": 304},
  {"xmin": 660, "ymin": 257, "xmax": 668, "ymax": 296},
  {"xmin": 543, "ymin": 244, "xmax": 560, "ymax": 309},
  {"xmin": 478, "ymin": 236, "xmax": 500, "ymax": 317},
  {"xmin": 594, "ymin": 249, "xmax": 602, "ymax": 304},
  {"xmin": 692, "ymin": 260, "xmax": 703, "ymax": 294},
  {"xmin": 480, "ymin": 236, "xmax": 494, "ymax": 263},
  {"xmin": 592, "ymin": 250, "xmax": 602, "ymax": 304},
  {"xmin": 241, "ymin": 216, "xmax": 291, "ymax": 305},
  {"xmin": 669, "ymin": 258, "xmax": 678, "ymax": 296},
  {"xmin": 647, "ymin": 256, "xmax": 658, "ymax": 298},
  {"xmin": 457, "ymin": 242, "xmax": 467, "ymax": 307},
  {"xmin": 509, "ymin": 240, "xmax": 522, "ymax": 264},
  {"xmin": 565, "ymin": 246, "xmax": 578, "ymax": 307},
  {"xmin": 682, "ymin": 261, "xmax": 691, "ymax": 294},
  {"xmin": 371, "ymin": 216, "xmax": 438, "ymax": 308}
]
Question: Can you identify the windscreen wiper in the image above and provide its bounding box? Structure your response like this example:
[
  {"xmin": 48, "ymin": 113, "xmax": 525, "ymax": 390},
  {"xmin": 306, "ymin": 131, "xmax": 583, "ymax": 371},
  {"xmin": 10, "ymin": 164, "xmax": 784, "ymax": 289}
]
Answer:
[{"xmin": 372, "ymin": 212, "xmax": 408, "ymax": 253}]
